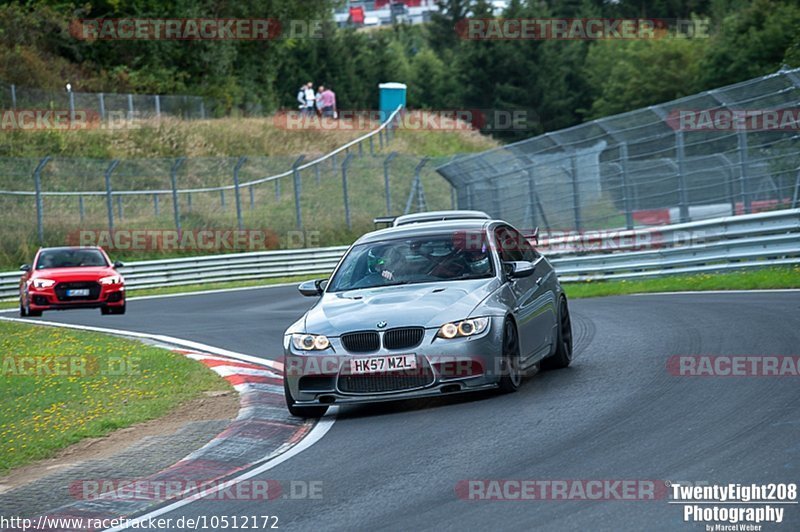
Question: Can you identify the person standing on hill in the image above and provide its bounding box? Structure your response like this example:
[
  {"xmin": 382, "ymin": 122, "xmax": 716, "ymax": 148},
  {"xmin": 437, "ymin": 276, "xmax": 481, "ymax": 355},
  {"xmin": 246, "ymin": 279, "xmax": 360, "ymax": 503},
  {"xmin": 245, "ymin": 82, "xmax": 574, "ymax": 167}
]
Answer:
[
  {"xmin": 320, "ymin": 86, "xmax": 337, "ymax": 118},
  {"xmin": 303, "ymin": 82, "xmax": 316, "ymax": 116}
]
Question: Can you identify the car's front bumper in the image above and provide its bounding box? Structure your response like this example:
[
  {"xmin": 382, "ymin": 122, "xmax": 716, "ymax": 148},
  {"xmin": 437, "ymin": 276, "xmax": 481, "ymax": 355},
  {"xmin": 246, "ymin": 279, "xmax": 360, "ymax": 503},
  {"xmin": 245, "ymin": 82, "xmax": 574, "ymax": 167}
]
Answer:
[
  {"xmin": 284, "ymin": 316, "xmax": 506, "ymax": 406},
  {"xmin": 25, "ymin": 284, "xmax": 125, "ymax": 311}
]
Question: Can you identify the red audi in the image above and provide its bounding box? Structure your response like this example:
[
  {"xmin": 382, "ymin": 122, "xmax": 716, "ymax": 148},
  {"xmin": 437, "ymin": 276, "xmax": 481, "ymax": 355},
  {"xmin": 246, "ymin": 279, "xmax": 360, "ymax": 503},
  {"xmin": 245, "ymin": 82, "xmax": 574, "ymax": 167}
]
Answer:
[{"xmin": 19, "ymin": 246, "xmax": 126, "ymax": 316}]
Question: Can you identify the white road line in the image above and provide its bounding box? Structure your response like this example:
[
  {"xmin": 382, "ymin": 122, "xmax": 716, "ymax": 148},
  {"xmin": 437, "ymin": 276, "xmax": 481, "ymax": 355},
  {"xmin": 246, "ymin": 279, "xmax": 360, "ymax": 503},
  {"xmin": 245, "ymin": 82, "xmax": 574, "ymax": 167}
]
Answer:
[
  {"xmin": 0, "ymin": 314, "xmax": 337, "ymax": 528},
  {"xmin": 628, "ymin": 289, "xmax": 800, "ymax": 296},
  {"xmin": 0, "ymin": 281, "xmax": 302, "ymax": 313},
  {"xmin": 103, "ymin": 409, "xmax": 338, "ymax": 532},
  {"xmin": 0, "ymin": 316, "xmax": 283, "ymax": 371}
]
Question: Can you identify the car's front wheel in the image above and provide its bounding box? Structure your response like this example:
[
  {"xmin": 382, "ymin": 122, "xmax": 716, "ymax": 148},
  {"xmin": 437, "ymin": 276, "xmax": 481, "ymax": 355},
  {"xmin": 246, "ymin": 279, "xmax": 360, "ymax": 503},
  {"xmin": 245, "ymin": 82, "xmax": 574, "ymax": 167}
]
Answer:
[
  {"xmin": 101, "ymin": 304, "xmax": 126, "ymax": 315},
  {"xmin": 542, "ymin": 296, "xmax": 572, "ymax": 370},
  {"xmin": 497, "ymin": 319, "xmax": 522, "ymax": 393},
  {"xmin": 284, "ymin": 377, "xmax": 329, "ymax": 418}
]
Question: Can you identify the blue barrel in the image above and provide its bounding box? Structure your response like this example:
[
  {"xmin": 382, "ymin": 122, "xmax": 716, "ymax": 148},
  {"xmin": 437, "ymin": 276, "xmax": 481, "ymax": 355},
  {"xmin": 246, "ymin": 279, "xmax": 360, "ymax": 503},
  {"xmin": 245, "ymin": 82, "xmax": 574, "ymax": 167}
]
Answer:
[{"xmin": 379, "ymin": 82, "xmax": 407, "ymax": 122}]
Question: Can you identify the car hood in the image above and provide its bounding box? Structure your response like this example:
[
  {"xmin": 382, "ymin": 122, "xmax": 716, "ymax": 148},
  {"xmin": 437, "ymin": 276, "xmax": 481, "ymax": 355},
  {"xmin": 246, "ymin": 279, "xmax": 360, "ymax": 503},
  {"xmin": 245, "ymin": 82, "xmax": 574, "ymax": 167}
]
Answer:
[
  {"xmin": 301, "ymin": 278, "xmax": 501, "ymax": 335},
  {"xmin": 31, "ymin": 267, "xmax": 117, "ymax": 281}
]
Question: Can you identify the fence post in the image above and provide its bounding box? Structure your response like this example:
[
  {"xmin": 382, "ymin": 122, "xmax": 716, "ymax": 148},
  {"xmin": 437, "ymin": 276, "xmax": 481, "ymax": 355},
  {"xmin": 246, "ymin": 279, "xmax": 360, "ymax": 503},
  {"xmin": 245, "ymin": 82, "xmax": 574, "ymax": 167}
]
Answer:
[
  {"xmin": 220, "ymin": 189, "xmax": 225, "ymax": 208},
  {"xmin": 792, "ymin": 168, "xmax": 800, "ymax": 209},
  {"xmin": 33, "ymin": 156, "xmax": 51, "ymax": 244},
  {"xmin": 249, "ymin": 186, "xmax": 255, "ymax": 210},
  {"xmin": 737, "ymin": 130, "xmax": 751, "ymax": 214},
  {"xmin": 154, "ymin": 95, "xmax": 161, "ymax": 118},
  {"xmin": 451, "ymin": 187, "xmax": 456, "ymax": 209},
  {"xmin": 383, "ymin": 151, "xmax": 398, "ymax": 215},
  {"xmin": 104, "ymin": 160, "xmax": 119, "ymax": 233},
  {"xmin": 233, "ymin": 156, "xmax": 247, "ymax": 231},
  {"xmin": 170, "ymin": 158, "xmax": 184, "ymax": 232},
  {"xmin": 153, "ymin": 194, "xmax": 159, "ymax": 216},
  {"xmin": 619, "ymin": 143, "xmax": 634, "ymax": 230},
  {"xmin": 358, "ymin": 141, "xmax": 363, "ymax": 157},
  {"xmin": 314, "ymin": 162, "xmax": 321, "ymax": 184},
  {"xmin": 292, "ymin": 155, "xmax": 306, "ymax": 229},
  {"xmin": 127, "ymin": 94, "xmax": 134, "ymax": 120},
  {"xmin": 404, "ymin": 158, "xmax": 429, "ymax": 214},
  {"xmin": 10, "ymin": 84, "xmax": 16, "ymax": 109},
  {"xmin": 79, "ymin": 196, "xmax": 85, "ymax": 223},
  {"xmin": 68, "ymin": 90, "xmax": 75, "ymax": 122},
  {"xmin": 342, "ymin": 153, "xmax": 354, "ymax": 230},
  {"xmin": 98, "ymin": 93, "xmax": 105, "ymax": 121},
  {"xmin": 569, "ymin": 152, "xmax": 582, "ymax": 231},
  {"xmin": 200, "ymin": 100, "xmax": 206, "ymax": 119},
  {"xmin": 369, "ymin": 135, "xmax": 375, "ymax": 155},
  {"xmin": 675, "ymin": 130, "xmax": 690, "ymax": 222},
  {"xmin": 526, "ymin": 169, "xmax": 537, "ymax": 230}
]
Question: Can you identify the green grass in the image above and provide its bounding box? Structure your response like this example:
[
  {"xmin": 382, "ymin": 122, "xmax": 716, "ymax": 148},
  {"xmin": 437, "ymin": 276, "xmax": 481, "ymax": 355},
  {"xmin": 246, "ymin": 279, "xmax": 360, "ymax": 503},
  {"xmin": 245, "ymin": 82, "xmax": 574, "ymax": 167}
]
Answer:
[
  {"xmin": 0, "ymin": 321, "xmax": 232, "ymax": 473},
  {"xmin": 563, "ymin": 266, "xmax": 800, "ymax": 299}
]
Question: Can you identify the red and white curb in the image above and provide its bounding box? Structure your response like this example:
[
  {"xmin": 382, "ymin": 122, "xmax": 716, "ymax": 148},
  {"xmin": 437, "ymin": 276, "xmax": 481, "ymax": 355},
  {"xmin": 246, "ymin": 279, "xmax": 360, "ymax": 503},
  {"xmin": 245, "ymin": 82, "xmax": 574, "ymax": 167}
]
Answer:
[{"xmin": 0, "ymin": 317, "xmax": 334, "ymax": 531}]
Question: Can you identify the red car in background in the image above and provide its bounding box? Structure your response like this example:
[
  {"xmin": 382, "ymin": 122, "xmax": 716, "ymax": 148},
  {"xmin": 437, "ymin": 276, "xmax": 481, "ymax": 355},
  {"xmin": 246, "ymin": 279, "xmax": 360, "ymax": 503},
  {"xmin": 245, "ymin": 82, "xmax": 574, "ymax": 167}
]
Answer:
[{"xmin": 19, "ymin": 247, "xmax": 126, "ymax": 316}]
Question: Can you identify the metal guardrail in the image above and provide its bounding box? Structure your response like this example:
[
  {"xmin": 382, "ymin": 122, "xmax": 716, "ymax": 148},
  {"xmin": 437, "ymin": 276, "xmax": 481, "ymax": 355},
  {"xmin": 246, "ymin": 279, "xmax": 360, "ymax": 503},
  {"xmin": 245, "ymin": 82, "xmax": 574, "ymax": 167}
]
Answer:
[{"xmin": 1, "ymin": 209, "xmax": 798, "ymax": 299}]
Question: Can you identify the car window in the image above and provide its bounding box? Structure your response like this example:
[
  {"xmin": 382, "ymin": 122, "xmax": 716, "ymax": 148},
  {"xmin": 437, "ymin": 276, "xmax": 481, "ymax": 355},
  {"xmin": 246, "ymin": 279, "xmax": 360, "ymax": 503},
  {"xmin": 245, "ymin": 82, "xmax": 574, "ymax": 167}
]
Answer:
[
  {"xmin": 327, "ymin": 232, "xmax": 494, "ymax": 292},
  {"xmin": 495, "ymin": 226, "xmax": 539, "ymax": 262},
  {"xmin": 36, "ymin": 249, "xmax": 108, "ymax": 269}
]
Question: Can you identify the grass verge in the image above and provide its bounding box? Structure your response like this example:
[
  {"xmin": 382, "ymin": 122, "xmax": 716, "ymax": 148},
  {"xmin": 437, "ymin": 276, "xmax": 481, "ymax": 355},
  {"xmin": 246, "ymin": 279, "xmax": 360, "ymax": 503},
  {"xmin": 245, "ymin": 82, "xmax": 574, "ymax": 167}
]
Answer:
[
  {"xmin": 563, "ymin": 266, "xmax": 800, "ymax": 299},
  {"xmin": 0, "ymin": 321, "xmax": 232, "ymax": 473}
]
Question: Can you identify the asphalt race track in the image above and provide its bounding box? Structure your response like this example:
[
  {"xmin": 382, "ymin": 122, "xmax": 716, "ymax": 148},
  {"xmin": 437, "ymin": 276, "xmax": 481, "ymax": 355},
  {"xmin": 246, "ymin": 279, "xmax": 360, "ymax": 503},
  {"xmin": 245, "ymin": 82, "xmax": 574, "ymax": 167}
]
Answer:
[{"xmin": 21, "ymin": 287, "xmax": 800, "ymax": 530}]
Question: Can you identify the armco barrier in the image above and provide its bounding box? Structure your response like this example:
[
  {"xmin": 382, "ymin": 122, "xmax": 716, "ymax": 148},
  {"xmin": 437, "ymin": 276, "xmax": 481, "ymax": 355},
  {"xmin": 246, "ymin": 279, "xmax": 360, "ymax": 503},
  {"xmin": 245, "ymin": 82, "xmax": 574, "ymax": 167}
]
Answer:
[{"xmin": 1, "ymin": 209, "xmax": 798, "ymax": 299}]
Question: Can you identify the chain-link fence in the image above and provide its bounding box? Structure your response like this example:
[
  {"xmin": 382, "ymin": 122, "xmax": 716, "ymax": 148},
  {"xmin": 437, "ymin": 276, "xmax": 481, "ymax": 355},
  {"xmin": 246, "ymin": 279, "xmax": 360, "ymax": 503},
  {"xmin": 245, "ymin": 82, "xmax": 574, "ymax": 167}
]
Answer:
[
  {"xmin": 437, "ymin": 68, "xmax": 800, "ymax": 233},
  {"xmin": 0, "ymin": 82, "xmax": 218, "ymax": 120},
  {"xmin": 0, "ymin": 119, "xmax": 458, "ymax": 265}
]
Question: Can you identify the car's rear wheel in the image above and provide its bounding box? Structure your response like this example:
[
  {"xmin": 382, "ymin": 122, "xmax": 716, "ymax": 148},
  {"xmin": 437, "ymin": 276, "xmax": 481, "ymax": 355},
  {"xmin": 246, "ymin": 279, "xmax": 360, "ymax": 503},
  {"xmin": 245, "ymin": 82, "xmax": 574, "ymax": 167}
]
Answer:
[
  {"xmin": 497, "ymin": 319, "xmax": 522, "ymax": 393},
  {"xmin": 542, "ymin": 296, "xmax": 572, "ymax": 370},
  {"xmin": 284, "ymin": 377, "xmax": 329, "ymax": 418}
]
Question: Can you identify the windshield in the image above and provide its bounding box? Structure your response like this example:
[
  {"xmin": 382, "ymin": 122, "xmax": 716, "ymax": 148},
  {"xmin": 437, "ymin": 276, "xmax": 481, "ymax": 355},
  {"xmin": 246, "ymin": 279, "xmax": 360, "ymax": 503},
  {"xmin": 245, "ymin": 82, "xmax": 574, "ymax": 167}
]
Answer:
[
  {"xmin": 35, "ymin": 248, "xmax": 108, "ymax": 270},
  {"xmin": 327, "ymin": 233, "xmax": 495, "ymax": 292}
]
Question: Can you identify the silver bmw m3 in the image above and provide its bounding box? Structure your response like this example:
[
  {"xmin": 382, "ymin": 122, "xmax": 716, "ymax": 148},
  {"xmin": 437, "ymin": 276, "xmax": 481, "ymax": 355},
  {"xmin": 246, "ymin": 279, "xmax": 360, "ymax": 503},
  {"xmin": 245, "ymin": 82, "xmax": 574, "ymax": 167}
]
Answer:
[{"xmin": 283, "ymin": 211, "xmax": 572, "ymax": 418}]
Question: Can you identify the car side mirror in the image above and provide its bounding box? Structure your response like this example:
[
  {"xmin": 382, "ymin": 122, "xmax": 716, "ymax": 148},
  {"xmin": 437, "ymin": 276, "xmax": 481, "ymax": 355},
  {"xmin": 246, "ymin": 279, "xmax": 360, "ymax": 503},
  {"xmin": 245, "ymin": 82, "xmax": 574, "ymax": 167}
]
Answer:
[
  {"xmin": 298, "ymin": 279, "xmax": 327, "ymax": 297},
  {"xmin": 19, "ymin": 264, "xmax": 31, "ymax": 272},
  {"xmin": 113, "ymin": 261, "xmax": 124, "ymax": 268},
  {"xmin": 506, "ymin": 261, "xmax": 535, "ymax": 279}
]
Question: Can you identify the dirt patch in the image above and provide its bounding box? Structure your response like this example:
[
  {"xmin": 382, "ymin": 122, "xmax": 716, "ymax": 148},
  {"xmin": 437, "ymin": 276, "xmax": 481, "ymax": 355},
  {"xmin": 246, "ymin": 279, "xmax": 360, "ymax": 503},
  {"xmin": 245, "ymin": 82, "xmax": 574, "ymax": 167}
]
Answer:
[{"xmin": 0, "ymin": 391, "xmax": 239, "ymax": 494}]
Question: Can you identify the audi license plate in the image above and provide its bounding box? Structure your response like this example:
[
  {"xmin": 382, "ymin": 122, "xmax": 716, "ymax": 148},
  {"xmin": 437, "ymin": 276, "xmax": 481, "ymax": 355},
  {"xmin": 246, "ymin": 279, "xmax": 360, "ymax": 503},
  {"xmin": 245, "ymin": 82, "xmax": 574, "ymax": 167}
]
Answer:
[
  {"xmin": 66, "ymin": 289, "xmax": 90, "ymax": 297},
  {"xmin": 350, "ymin": 354, "xmax": 417, "ymax": 374}
]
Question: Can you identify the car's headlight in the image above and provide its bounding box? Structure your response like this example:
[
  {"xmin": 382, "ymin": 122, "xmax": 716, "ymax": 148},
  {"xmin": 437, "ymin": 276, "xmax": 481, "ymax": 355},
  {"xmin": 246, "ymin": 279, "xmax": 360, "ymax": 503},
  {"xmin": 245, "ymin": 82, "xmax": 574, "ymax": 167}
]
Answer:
[
  {"xmin": 32, "ymin": 279, "xmax": 56, "ymax": 289},
  {"xmin": 99, "ymin": 275, "xmax": 123, "ymax": 285},
  {"xmin": 291, "ymin": 333, "xmax": 331, "ymax": 351},
  {"xmin": 437, "ymin": 317, "xmax": 490, "ymax": 339}
]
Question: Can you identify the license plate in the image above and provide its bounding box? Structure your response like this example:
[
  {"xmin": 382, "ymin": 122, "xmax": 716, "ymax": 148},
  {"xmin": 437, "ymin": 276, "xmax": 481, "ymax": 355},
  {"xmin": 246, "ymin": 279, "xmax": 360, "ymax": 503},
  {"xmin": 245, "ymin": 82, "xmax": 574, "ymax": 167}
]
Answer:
[
  {"xmin": 350, "ymin": 354, "xmax": 417, "ymax": 374},
  {"xmin": 66, "ymin": 288, "xmax": 90, "ymax": 297}
]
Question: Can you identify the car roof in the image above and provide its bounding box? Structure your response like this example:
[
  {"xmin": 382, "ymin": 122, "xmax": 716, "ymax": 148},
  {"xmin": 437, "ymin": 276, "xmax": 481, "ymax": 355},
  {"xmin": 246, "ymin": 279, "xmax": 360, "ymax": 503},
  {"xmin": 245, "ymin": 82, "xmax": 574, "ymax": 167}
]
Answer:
[
  {"xmin": 356, "ymin": 219, "xmax": 500, "ymax": 245},
  {"xmin": 392, "ymin": 210, "xmax": 491, "ymax": 226},
  {"xmin": 37, "ymin": 246, "xmax": 102, "ymax": 252}
]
